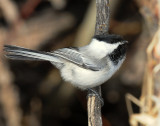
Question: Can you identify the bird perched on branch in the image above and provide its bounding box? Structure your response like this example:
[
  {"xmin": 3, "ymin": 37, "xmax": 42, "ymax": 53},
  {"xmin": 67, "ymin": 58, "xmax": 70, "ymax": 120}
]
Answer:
[{"xmin": 4, "ymin": 34, "xmax": 128, "ymax": 90}]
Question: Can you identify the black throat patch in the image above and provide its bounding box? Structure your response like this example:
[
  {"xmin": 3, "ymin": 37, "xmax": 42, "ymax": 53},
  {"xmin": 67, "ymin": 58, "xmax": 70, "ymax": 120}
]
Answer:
[{"xmin": 109, "ymin": 44, "xmax": 126, "ymax": 65}]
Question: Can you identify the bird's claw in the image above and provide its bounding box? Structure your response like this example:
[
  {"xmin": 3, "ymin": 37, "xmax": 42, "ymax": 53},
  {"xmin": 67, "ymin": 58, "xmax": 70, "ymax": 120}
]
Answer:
[{"xmin": 87, "ymin": 88, "xmax": 104, "ymax": 106}]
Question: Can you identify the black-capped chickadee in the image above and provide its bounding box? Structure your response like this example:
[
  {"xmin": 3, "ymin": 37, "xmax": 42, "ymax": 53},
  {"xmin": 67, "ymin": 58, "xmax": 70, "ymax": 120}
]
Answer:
[{"xmin": 4, "ymin": 34, "xmax": 128, "ymax": 90}]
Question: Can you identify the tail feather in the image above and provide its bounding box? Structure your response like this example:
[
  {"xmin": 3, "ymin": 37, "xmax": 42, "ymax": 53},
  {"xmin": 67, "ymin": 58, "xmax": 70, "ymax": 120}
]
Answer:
[
  {"xmin": 5, "ymin": 54, "xmax": 43, "ymax": 61},
  {"xmin": 4, "ymin": 45, "xmax": 59, "ymax": 62}
]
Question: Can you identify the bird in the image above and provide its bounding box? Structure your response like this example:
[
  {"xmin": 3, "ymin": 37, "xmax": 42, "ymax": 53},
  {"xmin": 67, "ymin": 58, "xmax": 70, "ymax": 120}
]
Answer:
[{"xmin": 4, "ymin": 34, "xmax": 128, "ymax": 90}]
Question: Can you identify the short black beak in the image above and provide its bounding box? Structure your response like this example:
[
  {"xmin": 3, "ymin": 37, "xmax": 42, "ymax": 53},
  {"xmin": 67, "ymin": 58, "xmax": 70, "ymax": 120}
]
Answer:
[
  {"xmin": 121, "ymin": 41, "xmax": 128, "ymax": 49},
  {"xmin": 124, "ymin": 41, "xmax": 128, "ymax": 44}
]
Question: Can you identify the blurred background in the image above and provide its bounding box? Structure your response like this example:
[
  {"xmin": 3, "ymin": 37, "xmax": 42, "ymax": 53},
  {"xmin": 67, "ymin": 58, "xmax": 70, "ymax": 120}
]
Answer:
[{"xmin": 0, "ymin": 0, "xmax": 160, "ymax": 126}]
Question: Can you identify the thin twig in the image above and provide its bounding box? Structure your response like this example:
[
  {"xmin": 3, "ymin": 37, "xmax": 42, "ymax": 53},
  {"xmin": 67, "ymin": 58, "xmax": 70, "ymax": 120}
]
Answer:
[
  {"xmin": 87, "ymin": 0, "xmax": 110, "ymax": 126},
  {"xmin": 0, "ymin": 0, "xmax": 19, "ymax": 25},
  {"xmin": 87, "ymin": 87, "xmax": 102, "ymax": 126},
  {"xmin": 95, "ymin": 0, "xmax": 110, "ymax": 35}
]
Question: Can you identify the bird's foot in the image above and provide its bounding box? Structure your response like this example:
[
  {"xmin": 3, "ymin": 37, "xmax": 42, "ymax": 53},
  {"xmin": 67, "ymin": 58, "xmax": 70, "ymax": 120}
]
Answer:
[{"xmin": 87, "ymin": 88, "xmax": 104, "ymax": 106}]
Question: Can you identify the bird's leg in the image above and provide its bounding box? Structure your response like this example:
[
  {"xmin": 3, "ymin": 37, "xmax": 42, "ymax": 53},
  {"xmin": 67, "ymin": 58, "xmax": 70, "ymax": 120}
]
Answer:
[{"xmin": 87, "ymin": 88, "xmax": 104, "ymax": 106}]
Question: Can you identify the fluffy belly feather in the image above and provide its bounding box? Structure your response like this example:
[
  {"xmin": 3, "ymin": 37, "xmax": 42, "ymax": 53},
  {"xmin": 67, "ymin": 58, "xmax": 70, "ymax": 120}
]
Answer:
[{"xmin": 60, "ymin": 61, "xmax": 123, "ymax": 89}]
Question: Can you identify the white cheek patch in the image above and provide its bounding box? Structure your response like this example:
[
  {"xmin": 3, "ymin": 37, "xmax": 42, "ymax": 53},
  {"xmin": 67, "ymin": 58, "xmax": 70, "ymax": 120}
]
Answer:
[{"xmin": 89, "ymin": 39, "xmax": 120, "ymax": 58}]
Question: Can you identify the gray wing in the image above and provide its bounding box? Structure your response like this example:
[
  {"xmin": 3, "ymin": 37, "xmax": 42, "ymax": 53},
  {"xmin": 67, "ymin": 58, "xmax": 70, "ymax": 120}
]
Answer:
[{"xmin": 52, "ymin": 48, "xmax": 103, "ymax": 71}]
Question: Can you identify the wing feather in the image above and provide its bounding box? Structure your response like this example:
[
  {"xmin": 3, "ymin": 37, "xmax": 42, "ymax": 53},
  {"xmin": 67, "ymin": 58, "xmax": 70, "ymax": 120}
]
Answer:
[
  {"xmin": 53, "ymin": 48, "xmax": 83, "ymax": 66},
  {"xmin": 52, "ymin": 48, "xmax": 103, "ymax": 71}
]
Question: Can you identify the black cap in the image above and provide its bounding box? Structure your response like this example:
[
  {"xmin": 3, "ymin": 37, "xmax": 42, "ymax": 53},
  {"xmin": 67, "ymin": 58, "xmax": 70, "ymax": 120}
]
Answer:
[{"xmin": 93, "ymin": 34, "xmax": 125, "ymax": 44}]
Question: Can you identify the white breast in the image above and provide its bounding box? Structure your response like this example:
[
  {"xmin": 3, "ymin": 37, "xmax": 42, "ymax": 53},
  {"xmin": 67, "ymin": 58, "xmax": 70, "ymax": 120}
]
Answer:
[{"xmin": 60, "ymin": 57, "xmax": 125, "ymax": 90}]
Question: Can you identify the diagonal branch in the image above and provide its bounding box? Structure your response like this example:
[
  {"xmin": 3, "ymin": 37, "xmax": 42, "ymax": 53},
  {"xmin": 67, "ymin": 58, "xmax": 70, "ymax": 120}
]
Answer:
[
  {"xmin": 95, "ymin": 0, "xmax": 110, "ymax": 35},
  {"xmin": 87, "ymin": 0, "xmax": 110, "ymax": 126}
]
